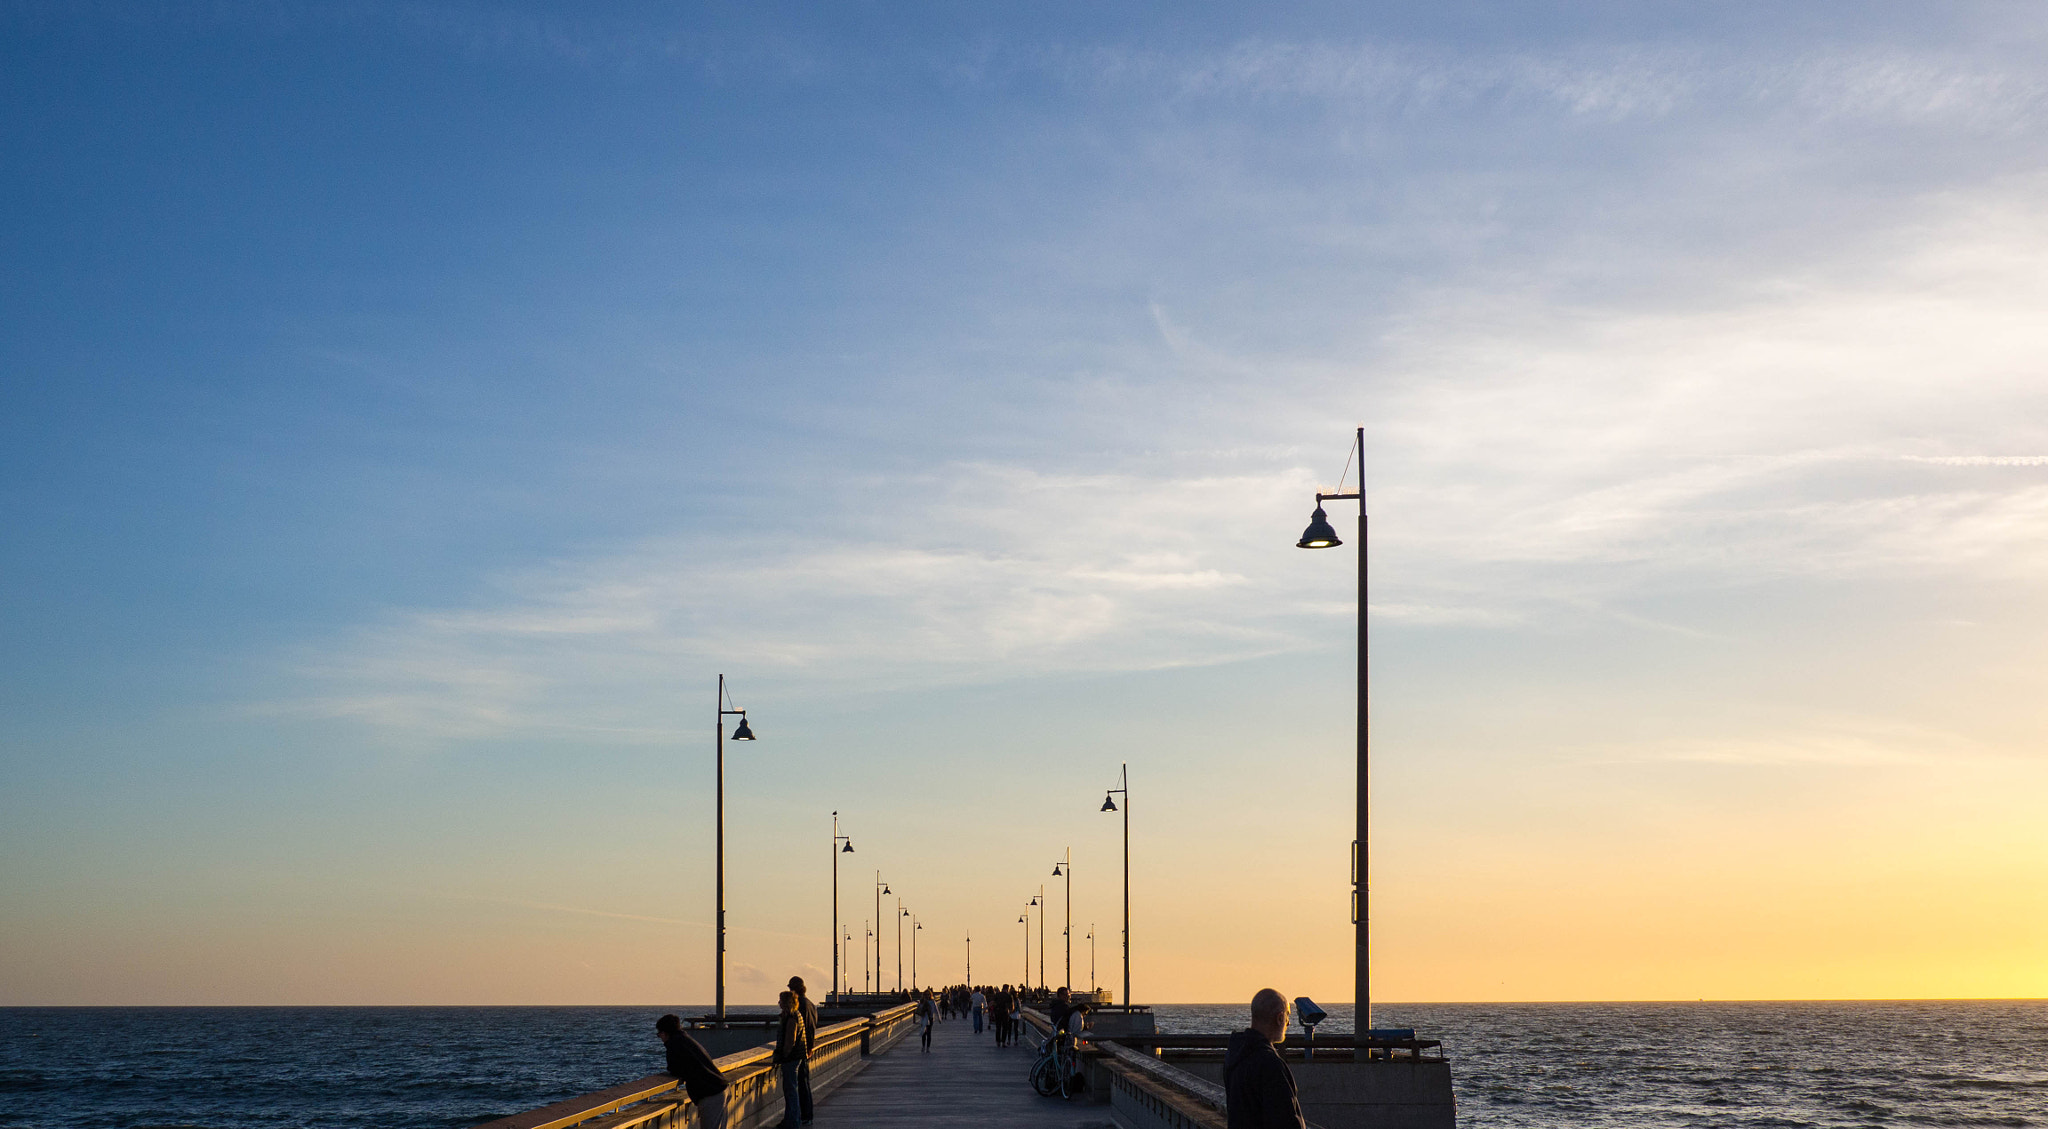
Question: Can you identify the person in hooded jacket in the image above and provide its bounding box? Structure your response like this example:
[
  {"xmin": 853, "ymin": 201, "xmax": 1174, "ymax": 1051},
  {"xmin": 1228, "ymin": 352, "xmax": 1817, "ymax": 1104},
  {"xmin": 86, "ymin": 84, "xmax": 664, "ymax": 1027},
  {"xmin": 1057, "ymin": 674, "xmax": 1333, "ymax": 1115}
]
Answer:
[
  {"xmin": 655, "ymin": 1014, "xmax": 730, "ymax": 1128},
  {"xmin": 1223, "ymin": 989, "xmax": 1305, "ymax": 1129}
]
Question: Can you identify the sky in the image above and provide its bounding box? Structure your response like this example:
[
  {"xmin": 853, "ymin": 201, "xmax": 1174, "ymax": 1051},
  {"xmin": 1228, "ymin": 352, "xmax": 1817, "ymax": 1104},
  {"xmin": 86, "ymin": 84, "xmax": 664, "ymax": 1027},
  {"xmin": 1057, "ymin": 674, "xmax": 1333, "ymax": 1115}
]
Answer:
[{"xmin": 5, "ymin": 1, "xmax": 2048, "ymax": 1007}]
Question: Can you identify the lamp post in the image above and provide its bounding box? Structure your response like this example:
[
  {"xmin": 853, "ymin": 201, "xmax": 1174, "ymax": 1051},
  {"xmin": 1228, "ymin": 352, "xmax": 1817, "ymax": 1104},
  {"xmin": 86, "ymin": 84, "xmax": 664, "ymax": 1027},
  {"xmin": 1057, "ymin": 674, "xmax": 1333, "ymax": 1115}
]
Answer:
[
  {"xmin": 1018, "ymin": 913, "xmax": 1029, "ymax": 985},
  {"xmin": 1051, "ymin": 848, "xmax": 1071, "ymax": 989},
  {"xmin": 1295, "ymin": 425, "xmax": 1372, "ymax": 1044},
  {"xmin": 1086, "ymin": 925, "xmax": 1096, "ymax": 992},
  {"xmin": 863, "ymin": 922, "xmax": 872, "ymax": 992},
  {"xmin": 1028, "ymin": 889, "xmax": 1044, "ymax": 990},
  {"xmin": 966, "ymin": 930, "xmax": 972, "ymax": 985},
  {"xmin": 713, "ymin": 674, "xmax": 755, "ymax": 1024},
  {"xmin": 911, "ymin": 916, "xmax": 922, "ymax": 990},
  {"xmin": 897, "ymin": 899, "xmax": 907, "ymax": 992},
  {"xmin": 832, "ymin": 815, "xmax": 854, "ymax": 997},
  {"xmin": 1101, "ymin": 764, "xmax": 1129, "ymax": 1007},
  {"xmin": 874, "ymin": 873, "xmax": 890, "ymax": 994}
]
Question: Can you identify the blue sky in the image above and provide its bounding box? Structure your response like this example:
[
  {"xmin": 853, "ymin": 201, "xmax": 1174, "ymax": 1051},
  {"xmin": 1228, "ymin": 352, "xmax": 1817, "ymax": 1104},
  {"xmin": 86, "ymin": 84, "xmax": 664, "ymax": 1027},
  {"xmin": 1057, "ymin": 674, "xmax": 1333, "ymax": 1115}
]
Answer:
[{"xmin": 6, "ymin": 2, "xmax": 2048, "ymax": 1005}]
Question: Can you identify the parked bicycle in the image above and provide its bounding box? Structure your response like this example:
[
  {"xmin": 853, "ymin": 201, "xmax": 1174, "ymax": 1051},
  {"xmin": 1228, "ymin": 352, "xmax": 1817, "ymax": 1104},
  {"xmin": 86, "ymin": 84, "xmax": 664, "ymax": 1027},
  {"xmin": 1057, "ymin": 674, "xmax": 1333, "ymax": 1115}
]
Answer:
[{"xmin": 1028, "ymin": 1027, "xmax": 1084, "ymax": 1098}]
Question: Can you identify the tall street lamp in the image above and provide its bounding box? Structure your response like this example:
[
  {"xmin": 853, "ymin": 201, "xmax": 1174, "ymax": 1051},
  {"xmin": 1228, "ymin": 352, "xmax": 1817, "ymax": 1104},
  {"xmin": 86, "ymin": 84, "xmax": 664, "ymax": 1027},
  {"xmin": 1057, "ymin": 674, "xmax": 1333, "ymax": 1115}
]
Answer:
[
  {"xmin": 1101, "ymin": 763, "xmax": 1129, "ymax": 1007},
  {"xmin": 897, "ymin": 899, "xmax": 907, "ymax": 992},
  {"xmin": 831, "ymin": 815, "xmax": 854, "ymax": 997},
  {"xmin": 1051, "ymin": 849, "xmax": 1072, "ymax": 989},
  {"xmin": 1028, "ymin": 888, "xmax": 1044, "ymax": 989},
  {"xmin": 874, "ymin": 873, "xmax": 890, "ymax": 994},
  {"xmin": 965, "ymin": 930, "xmax": 972, "ymax": 985},
  {"xmin": 1086, "ymin": 925, "xmax": 1096, "ymax": 992},
  {"xmin": 1295, "ymin": 425, "xmax": 1373, "ymax": 1042},
  {"xmin": 863, "ymin": 922, "xmax": 873, "ymax": 992},
  {"xmin": 1018, "ymin": 912, "xmax": 1029, "ymax": 986},
  {"xmin": 713, "ymin": 674, "xmax": 755, "ymax": 1023},
  {"xmin": 911, "ymin": 915, "xmax": 922, "ymax": 990}
]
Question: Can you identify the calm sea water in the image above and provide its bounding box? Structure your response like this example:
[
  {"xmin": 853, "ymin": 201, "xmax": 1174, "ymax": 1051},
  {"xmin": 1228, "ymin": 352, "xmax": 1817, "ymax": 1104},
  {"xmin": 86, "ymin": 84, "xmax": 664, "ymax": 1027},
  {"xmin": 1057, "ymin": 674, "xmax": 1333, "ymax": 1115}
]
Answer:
[{"xmin": 4, "ymin": 1001, "xmax": 2045, "ymax": 1128}]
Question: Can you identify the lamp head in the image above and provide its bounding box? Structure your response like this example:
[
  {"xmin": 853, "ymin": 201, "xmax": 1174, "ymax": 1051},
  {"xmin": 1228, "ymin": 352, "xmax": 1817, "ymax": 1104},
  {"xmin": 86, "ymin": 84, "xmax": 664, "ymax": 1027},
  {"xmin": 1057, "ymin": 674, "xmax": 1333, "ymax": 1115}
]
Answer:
[
  {"xmin": 1296, "ymin": 506, "xmax": 1342, "ymax": 549},
  {"xmin": 1101, "ymin": 794, "xmax": 1117, "ymax": 812},
  {"xmin": 842, "ymin": 840, "xmax": 855, "ymax": 853},
  {"xmin": 730, "ymin": 715, "xmax": 756, "ymax": 740},
  {"xmin": 882, "ymin": 883, "xmax": 891, "ymax": 894},
  {"xmin": 1052, "ymin": 863, "xmax": 1062, "ymax": 876}
]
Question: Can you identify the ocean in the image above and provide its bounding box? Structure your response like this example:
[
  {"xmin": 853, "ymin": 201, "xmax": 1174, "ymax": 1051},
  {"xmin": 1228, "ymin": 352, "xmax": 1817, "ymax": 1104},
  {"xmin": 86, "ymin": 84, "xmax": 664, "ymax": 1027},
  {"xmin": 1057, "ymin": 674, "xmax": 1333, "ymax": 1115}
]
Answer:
[{"xmin": 3, "ymin": 1001, "xmax": 2044, "ymax": 1127}]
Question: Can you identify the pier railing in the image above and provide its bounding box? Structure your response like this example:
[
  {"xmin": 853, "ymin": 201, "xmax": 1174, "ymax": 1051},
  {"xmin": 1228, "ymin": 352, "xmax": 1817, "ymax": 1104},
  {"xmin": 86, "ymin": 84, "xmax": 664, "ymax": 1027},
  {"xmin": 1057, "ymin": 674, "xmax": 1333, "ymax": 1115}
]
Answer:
[
  {"xmin": 1020, "ymin": 1008, "xmax": 1229, "ymax": 1129},
  {"xmin": 472, "ymin": 1002, "xmax": 919, "ymax": 1129}
]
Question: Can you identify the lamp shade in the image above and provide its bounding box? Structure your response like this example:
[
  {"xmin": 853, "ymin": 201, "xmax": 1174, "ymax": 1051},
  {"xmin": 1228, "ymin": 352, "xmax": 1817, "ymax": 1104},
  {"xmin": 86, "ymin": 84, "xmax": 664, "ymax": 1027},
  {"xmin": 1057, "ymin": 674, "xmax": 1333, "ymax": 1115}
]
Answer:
[
  {"xmin": 731, "ymin": 716, "xmax": 756, "ymax": 740},
  {"xmin": 842, "ymin": 840, "xmax": 855, "ymax": 853},
  {"xmin": 1052, "ymin": 864, "xmax": 1062, "ymax": 876},
  {"xmin": 1296, "ymin": 506, "xmax": 1342, "ymax": 548},
  {"xmin": 1101, "ymin": 795, "xmax": 1117, "ymax": 812}
]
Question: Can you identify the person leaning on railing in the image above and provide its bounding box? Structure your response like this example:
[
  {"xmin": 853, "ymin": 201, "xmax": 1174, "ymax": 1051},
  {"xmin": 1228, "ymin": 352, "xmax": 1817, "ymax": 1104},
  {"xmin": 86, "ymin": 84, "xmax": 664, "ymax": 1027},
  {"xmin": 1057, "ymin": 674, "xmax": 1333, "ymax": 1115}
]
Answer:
[{"xmin": 655, "ymin": 1014, "xmax": 731, "ymax": 1129}]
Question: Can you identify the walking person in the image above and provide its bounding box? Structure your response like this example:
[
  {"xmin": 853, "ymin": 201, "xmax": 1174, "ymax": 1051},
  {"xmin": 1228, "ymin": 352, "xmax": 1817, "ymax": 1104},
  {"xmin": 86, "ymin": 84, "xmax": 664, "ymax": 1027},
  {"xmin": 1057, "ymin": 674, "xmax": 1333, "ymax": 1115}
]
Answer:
[
  {"xmin": 655, "ymin": 1014, "xmax": 730, "ymax": 1129},
  {"xmin": 1223, "ymin": 989, "xmax": 1306, "ymax": 1129},
  {"xmin": 971, "ymin": 986, "xmax": 986, "ymax": 1035},
  {"xmin": 772, "ymin": 991, "xmax": 812, "ymax": 1128},
  {"xmin": 788, "ymin": 976, "xmax": 818, "ymax": 1125},
  {"xmin": 918, "ymin": 990, "xmax": 937, "ymax": 1052}
]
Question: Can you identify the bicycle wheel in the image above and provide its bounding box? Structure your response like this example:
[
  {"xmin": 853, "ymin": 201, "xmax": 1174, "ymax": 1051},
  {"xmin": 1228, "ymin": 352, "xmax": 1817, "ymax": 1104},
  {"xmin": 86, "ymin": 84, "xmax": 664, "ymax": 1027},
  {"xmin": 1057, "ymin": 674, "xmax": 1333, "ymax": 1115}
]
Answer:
[{"xmin": 1030, "ymin": 1055, "xmax": 1061, "ymax": 1096}]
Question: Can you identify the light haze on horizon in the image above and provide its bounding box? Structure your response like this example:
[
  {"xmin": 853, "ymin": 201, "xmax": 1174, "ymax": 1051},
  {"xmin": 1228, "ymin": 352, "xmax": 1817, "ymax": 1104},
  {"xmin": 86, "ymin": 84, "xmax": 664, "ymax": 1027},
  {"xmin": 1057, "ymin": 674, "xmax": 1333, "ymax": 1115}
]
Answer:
[{"xmin": 5, "ymin": 2, "xmax": 2048, "ymax": 1007}]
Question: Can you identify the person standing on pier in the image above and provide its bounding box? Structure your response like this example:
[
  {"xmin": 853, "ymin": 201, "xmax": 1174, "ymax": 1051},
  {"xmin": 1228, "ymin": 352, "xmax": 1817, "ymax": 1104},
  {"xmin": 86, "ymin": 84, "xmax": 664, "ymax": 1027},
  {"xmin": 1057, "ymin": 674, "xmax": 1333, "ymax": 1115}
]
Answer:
[
  {"xmin": 655, "ymin": 1014, "xmax": 730, "ymax": 1129},
  {"xmin": 1223, "ymin": 989, "xmax": 1305, "ymax": 1129},
  {"xmin": 788, "ymin": 976, "xmax": 818, "ymax": 1125},
  {"xmin": 970, "ymin": 986, "xmax": 986, "ymax": 1035},
  {"xmin": 772, "ymin": 991, "xmax": 813, "ymax": 1129}
]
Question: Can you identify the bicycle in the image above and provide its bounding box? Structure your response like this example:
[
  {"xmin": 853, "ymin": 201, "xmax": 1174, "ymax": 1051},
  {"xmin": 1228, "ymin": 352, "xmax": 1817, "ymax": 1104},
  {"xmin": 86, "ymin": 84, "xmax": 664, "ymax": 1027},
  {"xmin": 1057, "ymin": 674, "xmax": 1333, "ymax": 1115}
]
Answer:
[{"xmin": 1028, "ymin": 1028, "xmax": 1084, "ymax": 1098}]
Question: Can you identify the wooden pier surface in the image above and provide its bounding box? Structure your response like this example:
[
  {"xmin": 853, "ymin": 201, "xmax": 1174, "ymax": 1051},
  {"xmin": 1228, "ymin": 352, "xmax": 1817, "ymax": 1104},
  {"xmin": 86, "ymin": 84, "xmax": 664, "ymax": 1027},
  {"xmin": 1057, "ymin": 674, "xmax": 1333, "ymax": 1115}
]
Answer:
[{"xmin": 814, "ymin": 1018, "xmax": 1114, "ymax": 1129}]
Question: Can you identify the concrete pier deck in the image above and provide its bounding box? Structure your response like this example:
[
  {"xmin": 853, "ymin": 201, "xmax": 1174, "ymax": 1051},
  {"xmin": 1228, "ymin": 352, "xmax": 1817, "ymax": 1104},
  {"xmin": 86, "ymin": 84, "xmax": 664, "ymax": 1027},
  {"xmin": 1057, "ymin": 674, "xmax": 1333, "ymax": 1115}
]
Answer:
[{"xmin": 816, "ymin": 1019, "xmax": 1114, "ymax": 1129}]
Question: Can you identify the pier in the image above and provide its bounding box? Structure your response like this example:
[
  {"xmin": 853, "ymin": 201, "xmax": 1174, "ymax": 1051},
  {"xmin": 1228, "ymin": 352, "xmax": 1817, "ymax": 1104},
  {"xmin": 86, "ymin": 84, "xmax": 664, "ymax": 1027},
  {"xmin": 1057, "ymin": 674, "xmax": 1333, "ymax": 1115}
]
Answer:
[{"xmin": 474, "ymin": 1003, "xmax": 1452, "ymax": 1129}]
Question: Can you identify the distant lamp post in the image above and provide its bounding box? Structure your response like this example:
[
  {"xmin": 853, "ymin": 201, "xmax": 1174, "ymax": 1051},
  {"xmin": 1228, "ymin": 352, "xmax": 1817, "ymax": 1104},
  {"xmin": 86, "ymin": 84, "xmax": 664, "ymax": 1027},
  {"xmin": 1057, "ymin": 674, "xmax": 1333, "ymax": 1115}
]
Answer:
[
  {"xmin": 911, "ymin": 916, "xmax": 923, "ymax": 989},
  {"xmin": 1101, "ymin": 763, "xmax": 1130, "ymax": 1006},
  {"xmin": 864, "ymin": 922, "xmax": 873, "ymax": 992},
  {"xmin": 965, "ymin": 930, "xmax": 972, "ymax": 985},
  {"xmin": 714, "ymin": 674, "xmax": 756, "ymax": 1023},
  {"xmin": 897, "ymin": 900, "xmax": 908, "ymax": 992},
  {"xmin": 1086, "ymin": 925, "xmax": 1096, "ymax": 992},
  {"xmin": 1028, "ymin": 889, "xmax": 1044, "ymax": 989},
  {"xmin": 831, "ymin": 816, "xmax": 855, "ymax": 997},
  {"xmin": 1018, "ymin": 913, "xmax": 1029, "ymax": 985},
  {"xmin": 1051, "ymin": 849, "xmax": 1072, "ymax": 989},
  {"xmin": 1294, "ymin": 425, "xmax": 1373, "ymax": 1043},
  {"xmin": 874, "ymin": 873, "xmax": 890, "ymax": 994}
]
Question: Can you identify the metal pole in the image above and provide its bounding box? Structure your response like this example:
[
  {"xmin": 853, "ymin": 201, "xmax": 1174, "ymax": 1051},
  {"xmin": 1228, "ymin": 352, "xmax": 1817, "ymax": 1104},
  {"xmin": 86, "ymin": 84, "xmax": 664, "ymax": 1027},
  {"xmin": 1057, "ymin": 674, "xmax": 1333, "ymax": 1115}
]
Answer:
[
  {"xmin": 715, "ymin": 675, "xmax": 726, "ymax": 1023},
  {"xmin": 1356, "ymin": 423, "xmax": 1371, "ymax": 1041},
  {"xmin": 1089, "ymin": 926, "xmax": 1096, "ymax": 991},
  {"xmin": 1021, "ymin": 913, "xmax": 1029, "ymax": 985},
  {"xmin": 966, "ymin": 931, "xmax": 972, "ymax": 985},
  {"xmin": 831, "ymin": 813, "xmax": 840, "ymax": 998},
  {"xmin": 1063, "ymin": 848, "xmax": 1072, "ymax": 989},
  {"xmin": 912, "ymin": 918, "xmax": 920, "ymax": 989},
  {"xmin": 897, "ymin": 898, "xmax": 905, "ymax": 992},
  {"xmin": 1122, "ymin": 763, "xmax": 1130, "ymax": 1009}
]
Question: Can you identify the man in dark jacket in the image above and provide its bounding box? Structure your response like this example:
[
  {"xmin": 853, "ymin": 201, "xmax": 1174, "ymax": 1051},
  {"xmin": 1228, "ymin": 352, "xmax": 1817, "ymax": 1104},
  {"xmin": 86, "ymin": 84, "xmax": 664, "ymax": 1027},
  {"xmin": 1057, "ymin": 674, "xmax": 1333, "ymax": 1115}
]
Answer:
[
  {"xmin": 655, "ymin": 1014, "xmax": 729, "ymax": 1127},
  {"xmin": 1223, "ymin": 989, "xmax": 1305, "ymax": 1129}
]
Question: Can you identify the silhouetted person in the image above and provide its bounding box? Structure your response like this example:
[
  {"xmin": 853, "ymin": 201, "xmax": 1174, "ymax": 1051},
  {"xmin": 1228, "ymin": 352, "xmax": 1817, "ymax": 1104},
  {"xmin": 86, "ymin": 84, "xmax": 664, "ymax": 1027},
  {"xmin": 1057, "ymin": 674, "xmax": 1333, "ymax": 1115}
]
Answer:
[
  {"xmin": 1224, "ymin": 989, "xmax": 1305, "ymax": 1129},
  {"xmin": 772, "ymin": 991, "xmax": 812, "ymax": 1128},
  {"xmin": 788, "ymin": 976, "xmax": 818, "ymax": 1124},
  {"xmin": 655, "ymin": 1014, "xmax": 730, "ymax": 1129}
]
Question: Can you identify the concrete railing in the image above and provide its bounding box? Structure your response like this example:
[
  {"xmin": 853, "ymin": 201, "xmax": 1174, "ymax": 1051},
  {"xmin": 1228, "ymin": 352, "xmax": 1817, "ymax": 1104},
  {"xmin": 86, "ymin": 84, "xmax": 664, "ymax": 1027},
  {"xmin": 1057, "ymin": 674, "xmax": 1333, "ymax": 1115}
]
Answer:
[
  {"xmin": 1019, "ymin": 1008, "xmax": 1227, "ymax": 1129},
  {"xmin": 473, "ymin": 1003, "xmax": 920, "ymax": 1129}
]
